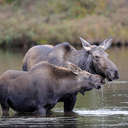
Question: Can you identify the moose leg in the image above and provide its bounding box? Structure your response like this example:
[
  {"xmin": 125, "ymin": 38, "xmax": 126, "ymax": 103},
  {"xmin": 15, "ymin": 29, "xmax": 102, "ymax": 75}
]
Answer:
[
  {"xmin": 64, "ymin": 94, "xmax": 77, "ymax": 113},
  {"xmin": 1, "ymin": 103, "xmax": 9, "ymax": 117},
  {"xmin": 36, "ymin": 106, "xmax": 46, "ymax": 117}
]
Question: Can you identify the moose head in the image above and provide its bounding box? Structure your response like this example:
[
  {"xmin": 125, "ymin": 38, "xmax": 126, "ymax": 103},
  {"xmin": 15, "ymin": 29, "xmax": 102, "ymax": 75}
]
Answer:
[{"xmin": 80, "ymin": 37, "xmax": 119, "ymax": 81}]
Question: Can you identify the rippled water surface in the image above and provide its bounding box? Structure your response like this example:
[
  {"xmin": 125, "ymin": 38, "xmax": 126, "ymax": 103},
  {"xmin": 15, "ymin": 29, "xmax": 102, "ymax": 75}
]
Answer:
[{"xmin": 0, "ymin": 47, "xmax": 128, "ymax": 128}]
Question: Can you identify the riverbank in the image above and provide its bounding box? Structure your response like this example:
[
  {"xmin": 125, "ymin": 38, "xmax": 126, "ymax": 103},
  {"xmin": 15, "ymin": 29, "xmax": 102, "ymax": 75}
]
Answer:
[
  {"xmin": 0, "ymin": 0, "xmax": 128, "ymax": 50},
  {"xmin": 0, "ymin": 38, "xmax": 127, "ymax": 53}
]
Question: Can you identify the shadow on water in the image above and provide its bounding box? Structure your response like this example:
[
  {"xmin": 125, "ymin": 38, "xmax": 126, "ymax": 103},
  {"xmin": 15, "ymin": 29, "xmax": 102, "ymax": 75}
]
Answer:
[{"xmin": 0, "ymin": 47, "xmax": 128, "ymax": 127}]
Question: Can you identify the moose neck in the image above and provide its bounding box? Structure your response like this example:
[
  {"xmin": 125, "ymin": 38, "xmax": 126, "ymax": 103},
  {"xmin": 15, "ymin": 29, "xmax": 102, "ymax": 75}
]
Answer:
[
  {"xmin": 69, "ymin": 48, "xmax": 95, "ymax": 74},
  {"xmin": 56, "ymin": 77, "xmax": 81, "ymax": 96}
]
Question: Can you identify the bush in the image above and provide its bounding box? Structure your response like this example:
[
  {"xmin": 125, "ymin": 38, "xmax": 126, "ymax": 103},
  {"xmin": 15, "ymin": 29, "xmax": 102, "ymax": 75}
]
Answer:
[{"xmin": 0, "ymin": 0, "xmax": 128, "ymax": 49}]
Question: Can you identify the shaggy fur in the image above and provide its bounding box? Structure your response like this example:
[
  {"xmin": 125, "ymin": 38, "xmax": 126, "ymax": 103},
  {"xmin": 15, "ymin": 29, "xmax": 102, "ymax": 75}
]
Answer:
[{"xmin": 22, "ymin": 40, "xmax": 119, "ymax": 112}]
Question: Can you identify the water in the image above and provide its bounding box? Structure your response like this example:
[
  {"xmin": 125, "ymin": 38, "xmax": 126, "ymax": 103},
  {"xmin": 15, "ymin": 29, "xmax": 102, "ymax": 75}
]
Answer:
[{"xmin": 0, "ymin": 47, "xmax": 128, "ymax": 128}]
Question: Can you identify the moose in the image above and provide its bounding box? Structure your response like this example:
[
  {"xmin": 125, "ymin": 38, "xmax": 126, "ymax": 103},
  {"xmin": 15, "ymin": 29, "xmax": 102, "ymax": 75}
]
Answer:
[
  {"xmin": 0, "ymin": 62, "xmax": 104, "ymax": 117},
  {"xmin": 22, "ymin": 37, "xmax": 119, "ymax": 112}
]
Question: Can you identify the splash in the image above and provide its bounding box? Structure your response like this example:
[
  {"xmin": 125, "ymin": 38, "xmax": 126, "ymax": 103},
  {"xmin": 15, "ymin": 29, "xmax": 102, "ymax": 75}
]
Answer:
[{"xmin": 75, "ymin": 109, "xmax": 128, "ymax": 116}]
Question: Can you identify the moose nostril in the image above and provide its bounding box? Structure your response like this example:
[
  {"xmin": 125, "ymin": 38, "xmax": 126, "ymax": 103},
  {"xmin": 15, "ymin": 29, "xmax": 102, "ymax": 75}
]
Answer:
[{"xmin": 115, "ymin": 70, "xmax": 119, "ymax": 79}]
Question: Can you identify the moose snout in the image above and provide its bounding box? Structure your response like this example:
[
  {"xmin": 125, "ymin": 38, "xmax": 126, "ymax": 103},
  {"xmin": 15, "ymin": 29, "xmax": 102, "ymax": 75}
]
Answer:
[
  {"xmin": 114, "ymin": 70, "xmax": 119, "ymax": 79},
  {"xmin": 96, "ymin": 77, "xmax": 105, "ymax": 89},
  {"xmin": 101, "ymin": 77, "xmax": 105, "ymax": 84},
  {"xmin": 89, "ymin": 75, "xmax": 105, "ymax": 89},
  {"xmin": 94, "ymin": 75, "xmax": 105, "ymax": 84},
  {"xmin": 106, "ymin": 69, "xmax": 119, "ymax": 81}
]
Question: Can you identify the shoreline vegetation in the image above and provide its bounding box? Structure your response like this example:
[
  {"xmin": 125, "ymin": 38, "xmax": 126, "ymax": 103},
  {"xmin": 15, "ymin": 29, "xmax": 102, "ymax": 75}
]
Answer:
[{"xmin": 0, "ymin": 0, "xmax": 128, "ymax": 50}]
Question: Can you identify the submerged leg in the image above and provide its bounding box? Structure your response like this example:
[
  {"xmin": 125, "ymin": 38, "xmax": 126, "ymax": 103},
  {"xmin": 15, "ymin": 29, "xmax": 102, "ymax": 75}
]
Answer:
[
  {"xmin": 64, "ymin": 94, "xmax": 77, "ymax": 113},
  {"xmin": 36, "ymin": 106, "xmax": 46, "ymax": 117},
  {"xmin": 1, "ymin": 103, "xmax": 9, "ymax": 117}
]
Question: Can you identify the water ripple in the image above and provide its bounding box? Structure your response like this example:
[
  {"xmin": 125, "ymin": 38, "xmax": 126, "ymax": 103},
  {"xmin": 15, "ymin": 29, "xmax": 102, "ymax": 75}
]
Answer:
[
  {"xmin": 109, "ymin": 80, "xmax": 128, "ymax": 84},
  {"xmin": 75, "ymin": 109, "xmax": 128, "ymax": 116}
]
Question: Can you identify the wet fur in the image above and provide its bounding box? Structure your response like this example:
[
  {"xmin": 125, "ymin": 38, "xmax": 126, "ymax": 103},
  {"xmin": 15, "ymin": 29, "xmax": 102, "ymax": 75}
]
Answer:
[
  {"xmin": 0, "ymin": 62, "xmax": 100, "ymax": 116},
  {"xmin": 22, "ymin": 42, "xmax": 119, "ymax": 112}
]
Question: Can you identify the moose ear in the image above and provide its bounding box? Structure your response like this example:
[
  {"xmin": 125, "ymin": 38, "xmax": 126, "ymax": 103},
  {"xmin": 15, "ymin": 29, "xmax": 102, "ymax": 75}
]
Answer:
[
  {"xmin": 99, "ymin": 38, "xmax": 112, "ymax": 50},
  {"xmin": 65, "ymin": 62, "xmax": 82, "ymax": 75},
  {"xmin": 80, "ymin": 37, "xmax": 91, "ymax": 51}
]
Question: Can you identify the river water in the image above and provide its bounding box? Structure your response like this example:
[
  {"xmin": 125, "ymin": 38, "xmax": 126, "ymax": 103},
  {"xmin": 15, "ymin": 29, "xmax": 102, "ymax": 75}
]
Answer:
[{"xmin": 0, "ymin": 47, "xmax": 127, "ymax": 128}]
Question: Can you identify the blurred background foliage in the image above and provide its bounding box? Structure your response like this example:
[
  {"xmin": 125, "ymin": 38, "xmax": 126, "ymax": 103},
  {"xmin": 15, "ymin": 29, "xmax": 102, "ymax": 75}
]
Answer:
[{"xmin": 0, "ymin": 0, "xmax": 128, "ymax": 49}]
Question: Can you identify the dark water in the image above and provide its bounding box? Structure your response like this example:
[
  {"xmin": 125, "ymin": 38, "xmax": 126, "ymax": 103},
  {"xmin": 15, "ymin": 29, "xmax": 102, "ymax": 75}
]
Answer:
[{"xmin": 0, "ymin": 47, "xmax": 128, "ymax": 128}]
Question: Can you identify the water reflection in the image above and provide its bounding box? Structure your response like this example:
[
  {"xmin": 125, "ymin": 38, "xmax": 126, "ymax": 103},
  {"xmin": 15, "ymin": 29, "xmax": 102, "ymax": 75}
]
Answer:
[{"xmin": 0, "ymin": 117, "xmax": 78, "ymax": 128}]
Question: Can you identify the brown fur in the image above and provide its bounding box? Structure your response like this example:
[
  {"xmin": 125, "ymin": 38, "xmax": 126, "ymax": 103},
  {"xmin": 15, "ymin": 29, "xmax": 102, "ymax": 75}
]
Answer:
[
  {"xmin": 23, "ymin": 45, "xmax": 53, "ymax": 70},
  {"xmin": 0, "ymin": 62, "xmax": 102, "ymax": 117},
  {"xmin": 22, "ymin": 40, "xmax": 119, "ymax": 113},
  {"xmin": 23, "ymin": 42, "xmax": 75, "ymax": 70},
  {"xmin": 31, "ymin": 62, "xmax": 77, "ymax": 79}
]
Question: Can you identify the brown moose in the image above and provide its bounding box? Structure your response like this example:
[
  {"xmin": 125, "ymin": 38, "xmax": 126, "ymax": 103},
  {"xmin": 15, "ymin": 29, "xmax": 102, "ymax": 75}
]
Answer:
[
  {"xmin": 0, "ymin": 62, "xmax": 104, "ymax": 117},
  {"xmin": 22, "ymin": 38, "xmax": 119, "ymax": 112}
]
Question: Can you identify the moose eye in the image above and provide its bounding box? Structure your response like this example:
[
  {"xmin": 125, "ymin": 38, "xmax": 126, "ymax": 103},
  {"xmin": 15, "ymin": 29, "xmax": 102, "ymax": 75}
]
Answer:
[{"xmin": 95, "ymin": 56, "xmax": 99, "ymax": 59}]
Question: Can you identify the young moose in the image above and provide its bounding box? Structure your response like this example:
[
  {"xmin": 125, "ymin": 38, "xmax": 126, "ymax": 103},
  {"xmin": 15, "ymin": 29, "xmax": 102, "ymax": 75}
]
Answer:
[{"xmin": 0, "ymin": 62, "xmax": 104, "ymax": 117}]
